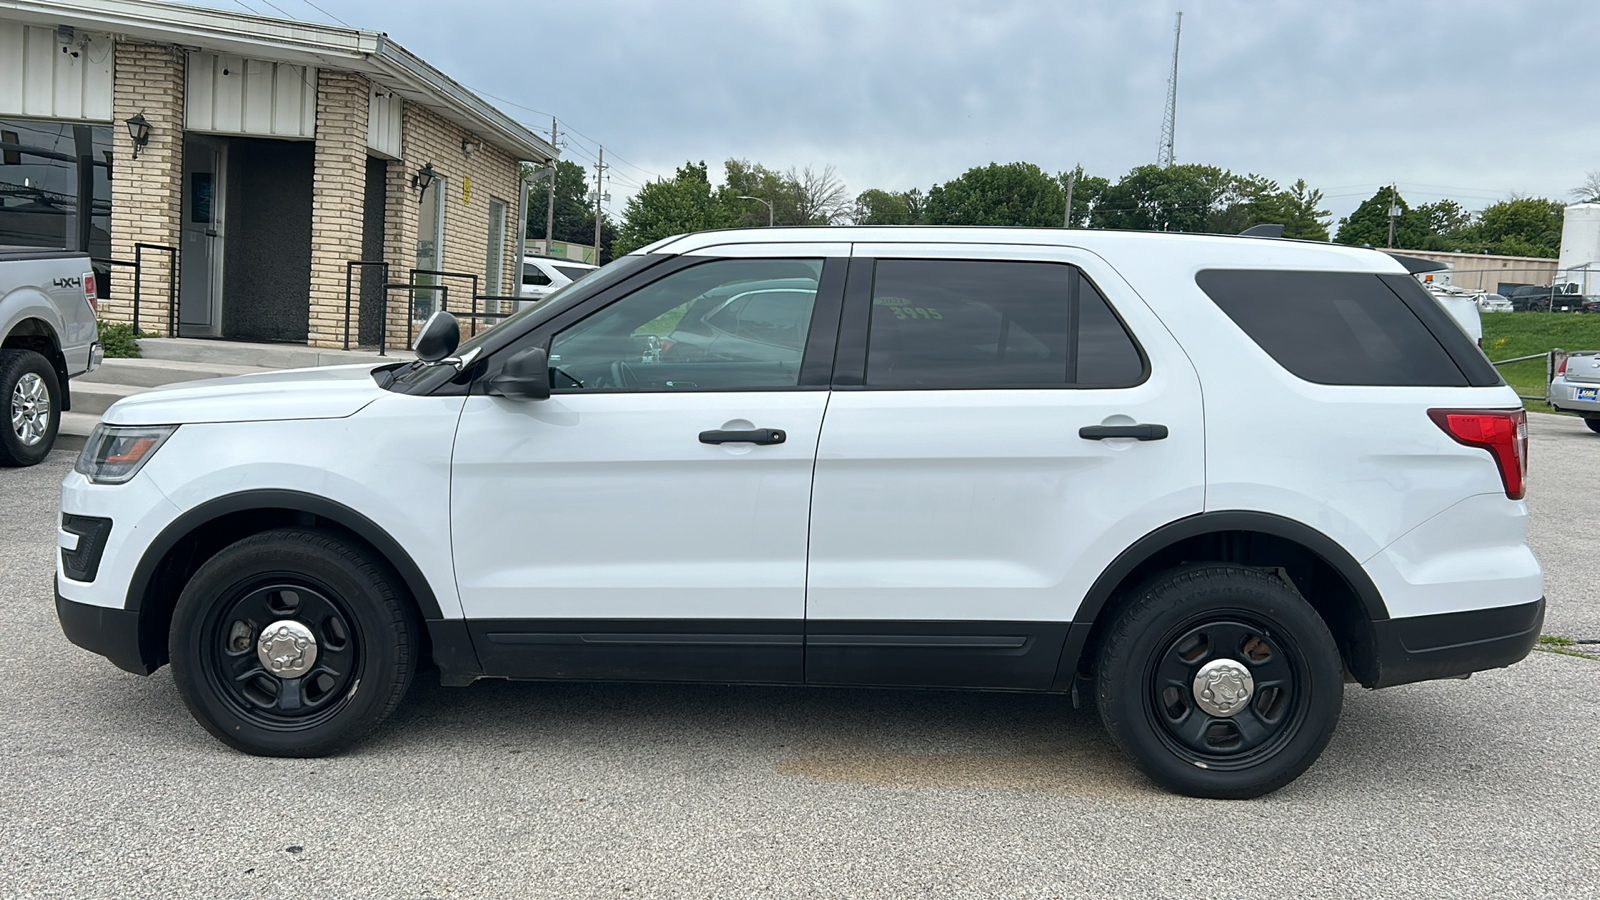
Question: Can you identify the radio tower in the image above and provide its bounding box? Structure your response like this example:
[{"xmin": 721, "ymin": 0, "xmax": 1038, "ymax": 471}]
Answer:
[{"xmin": 1157, "ymin": 11, "xmax": 1182, "ymax": 168}]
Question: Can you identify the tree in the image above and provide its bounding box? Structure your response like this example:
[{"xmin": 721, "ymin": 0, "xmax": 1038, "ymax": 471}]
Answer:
[
  {"xmin": 524, "ymin": 159, "xmax": 618, "ymax": 261},
  {"xmin": 1060, "ymin": 166, "xmax": 1110, "ymax": 228},
  {"xmin": 1471, "ymin": 197, "xmax": 1563, "ymax": 257},
  {"xmin": 1572, "ymin": 171, "xmax": 1600, "ymax": 204},
  {"xmin": 925, "ymin": 162, "xmax": 1065, "ymax": 227},
  {"xmin": 613, "ymin": 161, "xmax": 736, "ymax": 256},
  {"xmin": 719, "ymin": 159, "xmax": 791, "ymax": 227},
  {"xmin": 790, "ymin": 164, "xmax": 851, "ymax": 225},
  {"xmin": 1089, "ymin": 163, "xmax": 1236, "ymax": 233},
  {"xmin": 852, "ymin": 188, "xmax": 924, "ymax": 225},
  {"xmin": 1334, "ymin": 186, "xmax": 1431, "ymax": 248}
]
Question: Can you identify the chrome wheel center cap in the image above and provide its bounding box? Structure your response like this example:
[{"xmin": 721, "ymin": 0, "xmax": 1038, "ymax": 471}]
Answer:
[
  {"xmin": 1192, "ymin": 659, "xmax": 1254, "ymax": 718},
  {"xmin": 257, "ymin": 620, "xmax": 318, "ymax": 678}
]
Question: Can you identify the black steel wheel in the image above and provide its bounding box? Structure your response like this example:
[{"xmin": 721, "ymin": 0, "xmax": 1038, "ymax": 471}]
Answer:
[
  {"xmin": 0, "ymin": 348, "xmax": 60, "ymax": 467},
  {"xmin": 1096, "ymin": 565, "xmax": 1343, "ymax": 799},
  {"xmin": 169, "ymin": 528, "xmax": 419, "ymax": 756}
]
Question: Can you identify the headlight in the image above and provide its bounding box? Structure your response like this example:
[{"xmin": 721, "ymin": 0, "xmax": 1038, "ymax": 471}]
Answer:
[{"xmin": 75, "ymin": 424, "xmax": 178, "ymax": 484}]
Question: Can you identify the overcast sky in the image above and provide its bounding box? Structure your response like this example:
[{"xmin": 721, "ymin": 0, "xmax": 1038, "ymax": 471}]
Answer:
[{"xmin": 206, "ymin": 0, "xmax": 1600, "ymax": 228}]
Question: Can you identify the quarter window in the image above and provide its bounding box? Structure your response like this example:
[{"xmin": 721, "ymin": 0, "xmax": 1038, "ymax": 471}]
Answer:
[
  {"xmin": 863, "ymin": 259, "xmax": 1144, "ymax": 388},
  {"xmin": 1195, "ymin": 270, "xmax": 1470, "ymax": 387},
  {"xmin": 549, "ymin": 258, "xmax": 822, "ymax": 391}
]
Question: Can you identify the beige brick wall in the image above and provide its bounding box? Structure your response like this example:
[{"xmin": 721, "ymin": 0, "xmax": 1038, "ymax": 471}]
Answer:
[
  {"xmin": 383, "ymin": 102, "xmax": 523, "ymax": 348},
  {"xmin": 106, "ymin": 42, "xmax": 185, "ymax": 335},
  {"xmin": 307, "ymin": 70, "xmax": 370, "ymax": 348}
]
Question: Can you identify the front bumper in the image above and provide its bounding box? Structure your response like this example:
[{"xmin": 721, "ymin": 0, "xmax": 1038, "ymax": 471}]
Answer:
[
  {"xmin": 1366, "ymin": 598, "xmax": 1544, "ymax": 688},
  {"xmin": 56, "ymin": 576, "xmax": 155, "ymax": 675}
]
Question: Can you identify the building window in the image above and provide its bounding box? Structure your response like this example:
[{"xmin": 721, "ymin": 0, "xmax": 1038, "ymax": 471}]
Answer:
[
  {"xmin": 485, "ymin": 197, "xmax": 506, "ymax": 301},
  {"xmin": 413, "ymin": 175, "xmax": 445, "ymax": 318},
  {"xmin": 0, "ymin": 119, "xmax": 113, "ymax": 261}
]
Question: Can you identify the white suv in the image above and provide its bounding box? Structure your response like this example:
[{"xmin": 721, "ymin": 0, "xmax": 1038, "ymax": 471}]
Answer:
[
  {"xmin": 518, "ymin": 255, "xmax": 597, "ymax": 305},
  {"xmin": 56, "ymin": 228, "xmax": 1542, "ymax": 799}
]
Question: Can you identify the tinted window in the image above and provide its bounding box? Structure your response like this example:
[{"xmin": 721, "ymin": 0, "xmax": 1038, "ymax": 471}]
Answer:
[
  {"xmin": 549, "ymin": 258, "xmax": 821, "ymax": 391},
  {"xmin": 522, "ymin": 264, "xmax": 551, "ymax": 286},
  {"xmin": 1196, "ymin": 270, "xmax": 1469, "ymax": 387},
  {"xmin": 554, "ymin": 265, "xmax": 594, "ymax": 282},
  {"xmin": 0, "ymin": 119, "xmax": 112, "ymax": 258},
  {"xmin": 864, "ymin": 260, "xmax": 1143, "ymax": 388}
]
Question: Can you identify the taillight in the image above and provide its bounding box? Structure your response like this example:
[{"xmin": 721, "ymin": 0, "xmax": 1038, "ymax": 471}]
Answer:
[
  {"xmin": 1557, "ymin": 355, "xmax": 1569, "ymax": 375},
  {"xmin": 82, "ymin": 271, "xmax": 97, "ymax": 314},
  {"xmin": 1428, "ymin": 408, "xmax": 1527, "ymax": 500}
]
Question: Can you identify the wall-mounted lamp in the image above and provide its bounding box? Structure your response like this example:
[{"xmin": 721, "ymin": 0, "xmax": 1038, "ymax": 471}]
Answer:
[
  {"xmin": 461, "ymin": 138, "xmax": 481, "ymax": 158},
  {"xmin": 412, "ymin": 163, "xmax": 437, "ymax": 201},
  {"xmin": 125, "ymin": 113, "xmax": 151, "ymax": 159}
]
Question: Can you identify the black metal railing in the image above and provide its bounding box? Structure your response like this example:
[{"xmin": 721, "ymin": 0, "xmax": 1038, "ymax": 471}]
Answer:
[
  {"xmin": 343, "ymin": 260, "xmax": 390, "ymax": 351},
  {"xmin": 93, "ymin": 243, "xmax": 177, "ymax": 335}
]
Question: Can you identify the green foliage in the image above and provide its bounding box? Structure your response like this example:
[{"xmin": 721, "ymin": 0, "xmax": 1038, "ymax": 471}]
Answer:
[
  {"xmin": 525, "ymin": 159, "xmax": 617, "ymax": 261},
  {"xmin": 1090, "ymin": 163, "xmax": 1240, "ymax": 233},
  {"xmin": 97, "ymin": 321, "xmax": 150, "ymax": 358},
  {"xmin": 1336, "ymin": 188, "xmax": 1563, "ymax": 257},
  {"xmin": 852, "ymin": 188, "xmax": 921, "ymax": 225},
  {"xmin": 613, "ymin": 161, "xmax": 737, "ymax": 256},
  {"xmin": 925, "ymin": 162, "xmax": 1066, "ymax": 227},
  {"xmin": 1061, "ymin": 166, "xmax": 1110, "ymax": 228}
]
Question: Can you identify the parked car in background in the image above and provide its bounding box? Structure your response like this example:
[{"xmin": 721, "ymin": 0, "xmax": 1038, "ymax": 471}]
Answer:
[
  {"xmin": 1, "ymin": 247, "xmax": 102, "ymax": 465},
  {"xmin": 1547, "ymin": 351, "xmax": 1600, "ymax": 432},
  {"xmin": 1477, "ymin": 293, "xmax": 1513, "ymax": 313},
  {"xmin": 518, "ymin": 256, "xmax": 597, "ymax": 306}
]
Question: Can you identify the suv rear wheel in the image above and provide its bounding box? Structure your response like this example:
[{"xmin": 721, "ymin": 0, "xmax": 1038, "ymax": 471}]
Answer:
[
  {"xmin": 0, "ymin": 348, "xmax": 60, "ymax": 467},
  {"xmin": 1096, "ymin": 565, "xmax": 1343, "ymax": 799},
  {"xmin": 169, "ymin": 528, "xmax": 420, "ymax": 757}
]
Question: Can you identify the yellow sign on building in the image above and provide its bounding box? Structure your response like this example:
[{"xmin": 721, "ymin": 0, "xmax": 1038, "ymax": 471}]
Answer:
[{"xmin": 461, "ymin": 175, "xmax": 472, "ymax": 205}]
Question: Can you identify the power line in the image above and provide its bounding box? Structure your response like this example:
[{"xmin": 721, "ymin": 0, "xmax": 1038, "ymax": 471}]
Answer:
[{"xmin": 296, "ymin": 0, "xmax": 351, "ymax": 27}]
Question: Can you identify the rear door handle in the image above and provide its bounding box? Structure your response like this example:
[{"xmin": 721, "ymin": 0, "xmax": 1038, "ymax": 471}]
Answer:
[
  {"xmin": 699, "ymin": 428, "xmax": 786, "ymax": 445},
  {"xmin": 1079, "ymin": 424, "xmax": 1168, "ymax": 441}
]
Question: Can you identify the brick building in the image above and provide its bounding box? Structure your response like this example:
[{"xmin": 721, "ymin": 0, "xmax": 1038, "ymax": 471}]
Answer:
[{"xmin": 1, "ymin": 0, "xmax": 556, "ymax": 349}]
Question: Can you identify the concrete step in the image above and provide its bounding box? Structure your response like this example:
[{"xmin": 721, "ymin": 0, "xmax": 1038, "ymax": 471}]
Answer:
[
  {"xmin": 70, "ymin": 381, "xmax": 146, "ymax": 417},
  {"xmin": 77, "ymin": 357, "xmax": 273, "ymax": 388},
  {"xmin": 138, "ymin": 338, "xmax": 413, "ymax": 369}
]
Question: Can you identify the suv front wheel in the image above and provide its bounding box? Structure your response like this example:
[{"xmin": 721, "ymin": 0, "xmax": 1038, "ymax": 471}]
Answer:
[
  {"xmin": 169, "ymin": 528, "xmax": 420, "ymax": 757},
  {"xmin": 1096, "ymin": 565, "xmax": 1344, "ymax": 799}
]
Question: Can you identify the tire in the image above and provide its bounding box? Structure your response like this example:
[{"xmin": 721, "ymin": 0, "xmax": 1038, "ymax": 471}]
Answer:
[
  {"xmin": 0, "ymin": 348, "xmax": 60, "ymax": 467},
  {"xmin": 1096, "ymin": 564, "xmax": 1344, "ymax": 799},
  {"xmin": 169, "ymin": 528, "xmax": 420, "ymax": 757},
  {"xmin": 1584, "ymin": 417, "xmax": 1600, "ymax": 434}
]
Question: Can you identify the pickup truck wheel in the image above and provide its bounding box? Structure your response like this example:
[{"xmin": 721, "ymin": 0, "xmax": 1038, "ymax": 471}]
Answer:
[
  {"xmin": 1584, "ymin": 417, "xmax": 1600, "ymax": 434},
  {"xmin": 169, "ymin": 528, "xmax": 420, "ymax": 757},
  {"xmin": 0, "ymin": 348, "xmax": 60, "ymax": 467},
  {"xmin": 1096, "ymin": 565, "xmax": 1343, "ymax": 799}
]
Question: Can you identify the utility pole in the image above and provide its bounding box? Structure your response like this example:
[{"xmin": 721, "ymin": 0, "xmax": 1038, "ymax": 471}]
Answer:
[
  {"xmin": 593, "ymin": 145, "xmax": 605, "ymax": 264},
  {"xmin": 1063, "ymin": 172, "xmax": 1076, "ymax": 228},
  {"xmin": 545, "ymin": 116, "xmax": 557, "ymax": 255},
  {"xmin": 1157, "ymin": 11, "xmax": 1182, "ymax": 168},
  {"xmin": 1387, "ymin": 183, "xmax": 1400, "ymax": 248}
]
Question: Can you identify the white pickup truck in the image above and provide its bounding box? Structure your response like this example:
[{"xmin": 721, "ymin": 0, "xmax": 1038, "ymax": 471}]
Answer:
[{"xmin": 1, "ymin": 247, "xmax": 102, "ymax": 465}]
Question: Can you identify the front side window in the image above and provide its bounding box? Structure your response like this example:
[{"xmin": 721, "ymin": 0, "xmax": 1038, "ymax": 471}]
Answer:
[
  {"xmin": 523, "ymin": 263, "xmax": 552, "ymax": 286},
  {"xmin": 549, "ymin": 258, "xmax": 822, "ymax": 391},
  {"xmin": 554, "ymin": 265, "xmax": 594, "ymax": 283},
  {"xmin": 864, "ymin": 259, "xmax": 1144, "ymax": 388}
]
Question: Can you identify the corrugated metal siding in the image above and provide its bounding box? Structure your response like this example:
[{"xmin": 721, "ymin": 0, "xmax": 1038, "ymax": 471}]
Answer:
[
  {"xmin": 185, "ymin": 51, "xmax": 316, "ymax": 138},
  {"xmin": 0, "ymin": 23, "xmax": 114, "ymax": 121},
  {"xmin": 367, "ymin": 82, "xmax": 402, "ymax": 159}
]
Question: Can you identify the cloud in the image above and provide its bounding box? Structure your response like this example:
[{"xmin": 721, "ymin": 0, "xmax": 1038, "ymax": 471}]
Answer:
[{"xmin": 202, "ymin": 0, "xmax": 1600, "ymax": 224}]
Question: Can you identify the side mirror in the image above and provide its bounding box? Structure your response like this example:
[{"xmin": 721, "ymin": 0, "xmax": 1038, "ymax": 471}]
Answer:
[
  {"xmin": 490, "ymin": 346, "xmax": 550, "ymax": 400},
  {"xmin": 413, "ymin": 311, "xmax": 460, "ymax": 363}
]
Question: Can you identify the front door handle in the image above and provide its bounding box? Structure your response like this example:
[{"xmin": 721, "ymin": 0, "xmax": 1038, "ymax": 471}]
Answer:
[
  {"xmin": 1079, "ymin": 424, "xmax": 1168, "ymax": 441},
  {"xmin": 699, "ymin": 428, "xmax": 786, "ymax": 445}
]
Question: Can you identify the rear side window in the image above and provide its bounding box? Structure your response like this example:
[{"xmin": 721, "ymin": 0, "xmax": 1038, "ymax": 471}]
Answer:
[
  {"xmin": 1196, "ymin": 270, "xmax": 1472, "ymax": 387},
  {"xmin": 864, "ymin": 259, "xmax": 1145, "ymax": 388}
]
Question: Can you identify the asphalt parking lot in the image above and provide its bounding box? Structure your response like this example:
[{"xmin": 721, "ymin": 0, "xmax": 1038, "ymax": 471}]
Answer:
[{"xmin": 2, "ymin": 417, "xmax": 1597, "ymax": 899}]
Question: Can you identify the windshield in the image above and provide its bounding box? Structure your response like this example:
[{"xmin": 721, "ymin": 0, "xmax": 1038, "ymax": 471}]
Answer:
[
  {"xmin": 555, "ymin": 265, "xmax": 596, "ymax": 282},
  {"xmin": 453, "ymin": 254, "xmax": 653, "ymax": 358}
]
